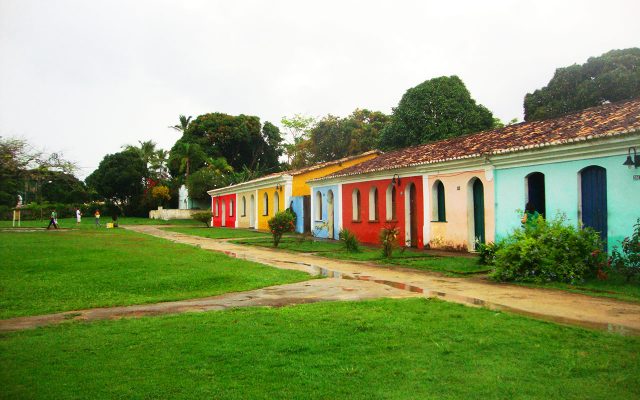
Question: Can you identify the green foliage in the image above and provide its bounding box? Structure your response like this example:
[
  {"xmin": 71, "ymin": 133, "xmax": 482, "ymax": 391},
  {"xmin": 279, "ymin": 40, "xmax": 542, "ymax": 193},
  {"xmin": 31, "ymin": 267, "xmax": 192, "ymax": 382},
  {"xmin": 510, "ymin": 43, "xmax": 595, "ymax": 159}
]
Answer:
[
  {"xmin": 185, "ymin": 158, "xmax": 233, "ymax": 200},
  {"xmin": 191, "ymin": 211, "xmax": 212, "ymax": 226},
  {"xmin": 339, "ymin": 228, "xmax": 360, "ymax": 253},
  {"xmin": 85, "ymin": 149, "xmax": 149, "ymax": 209},
  {"xmin": 489, "ymin": 215, "xmax": 606, "ymax": 284},
  {"xmin": 183, "ymin": 113, "xmax": 282, "ymax": 172},
  {"xmin": 267, "ymin": 210, "xmax": 295, "ymax": 247},
  {"xmin": 380, "ymin": 223, "xmax": 400, "ymax": 258},
  {"xmin": 167, "ymin": 140, "xmax": 208, "ymax": 181},
  {"xmin": 524, "ymin": 48, "xmax": 640, "ymax": 121},
  {"xmin": 610, "ymin": 218, "xmax": 640, "ymax": 282},
  {"xmin": 476, "ymin": 241, "xmax": 501, "ymax": 265},
  {"xmin": 378, "ymin": 76, "xmax": 494, "ymax": 150},
  {"xmin": 281, "ymin": 114, "xmax": 316, "ymax": 168},
  {"xmin": 308, "ymin": 109, "xmax": 388, "ymax": 163}
]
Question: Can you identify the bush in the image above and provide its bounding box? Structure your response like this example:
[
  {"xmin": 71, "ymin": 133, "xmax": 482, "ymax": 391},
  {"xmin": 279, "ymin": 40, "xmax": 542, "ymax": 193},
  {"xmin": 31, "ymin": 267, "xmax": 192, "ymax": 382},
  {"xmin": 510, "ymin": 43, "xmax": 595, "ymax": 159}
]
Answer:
[
  {"xmin": 489, "ymin": 215, "xmax": 606, "ymax": 284},
  {"xmin": 339, "ymin": 229, "xmax": 360, "ymax": 253},
  {"xmin": 477, "ymin": 241, "xmax": 501, "ymax": 265},
  {"xmin": 191, "ymin": 211, "xmax": 212, "ymax": 226},
  {"xmin": 610, "ymin": 218, "xmax": 640, "ymax": 282},
  {"xmin": 268, "ymin": 210, "xmax": 295, "ymax": 247},
  {"xmin": 380, "ymin": 223, "xmax": 400, "ymax": 258}
]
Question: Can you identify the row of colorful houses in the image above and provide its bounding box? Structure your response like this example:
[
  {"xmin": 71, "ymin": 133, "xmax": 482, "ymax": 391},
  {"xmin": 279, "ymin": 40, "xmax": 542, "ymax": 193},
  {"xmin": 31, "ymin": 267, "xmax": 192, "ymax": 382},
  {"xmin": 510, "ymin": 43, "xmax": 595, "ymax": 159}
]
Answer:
[{"xmin": 208, "ymin": 99, "xmax": 640, "ymax": 251}]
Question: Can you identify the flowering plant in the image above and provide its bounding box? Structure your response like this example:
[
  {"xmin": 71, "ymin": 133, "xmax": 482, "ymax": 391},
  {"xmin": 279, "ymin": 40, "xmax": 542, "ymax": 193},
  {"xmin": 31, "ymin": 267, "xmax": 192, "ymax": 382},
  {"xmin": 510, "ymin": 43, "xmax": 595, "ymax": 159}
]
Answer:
[{"xmin": 268, "ymin": 210, "xmax": 296, "ymax": 247}]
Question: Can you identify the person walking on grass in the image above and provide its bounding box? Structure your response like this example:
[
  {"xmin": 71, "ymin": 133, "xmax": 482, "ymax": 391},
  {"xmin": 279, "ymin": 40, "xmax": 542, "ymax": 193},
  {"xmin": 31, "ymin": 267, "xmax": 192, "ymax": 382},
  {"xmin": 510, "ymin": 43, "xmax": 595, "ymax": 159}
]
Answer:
[
  {"xmin": 94, "ymin": 209, "xmax": 101, "ymax": 227},
  {"xmin": 76, "ymin": 208, "xmax": 82, "ymax": 224},
  {"xmin": 47, "ymin": 209, "xmax": 59, "ymax": 230}
]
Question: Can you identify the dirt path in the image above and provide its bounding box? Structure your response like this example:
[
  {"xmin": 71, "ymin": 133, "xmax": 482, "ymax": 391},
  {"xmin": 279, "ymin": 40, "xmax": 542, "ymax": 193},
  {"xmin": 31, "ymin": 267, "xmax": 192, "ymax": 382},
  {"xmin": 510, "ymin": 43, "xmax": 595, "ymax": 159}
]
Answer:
[
  {"xmin": 124, "ymin": 225, "xmax": 640, "ymax": 335},
  {"xmin": 0, "ymin": 279, "xmax": 418, "ymax": 332}
]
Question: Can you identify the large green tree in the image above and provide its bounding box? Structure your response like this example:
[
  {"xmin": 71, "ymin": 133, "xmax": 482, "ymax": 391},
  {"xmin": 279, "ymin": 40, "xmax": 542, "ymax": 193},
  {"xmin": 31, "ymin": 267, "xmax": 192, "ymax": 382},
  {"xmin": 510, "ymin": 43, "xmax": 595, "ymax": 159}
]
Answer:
[
  {"xmin": 181, "ymin": 113, "xmax": 282, "ymax": 172},
  {"xmin": 85, "ymin": 149, "xmax": 148, "ymax": 207},
  {"xmin": 308, "ymin": 109, "xmax": 389, "ymax": 162},
  {"xmin": 524, "ymin": 48, "xmax": 640, "ymax": 121},
  {"xmin": 185, "ymin": 157, "xmax": 234, "ymax": 200},
  {"xmin": 167, "ymin": 140, "xmax": 208, "ymax": 182},
  {"xmin": 378, "ymin": 76, "xmax": 494, "ymax": 150}
]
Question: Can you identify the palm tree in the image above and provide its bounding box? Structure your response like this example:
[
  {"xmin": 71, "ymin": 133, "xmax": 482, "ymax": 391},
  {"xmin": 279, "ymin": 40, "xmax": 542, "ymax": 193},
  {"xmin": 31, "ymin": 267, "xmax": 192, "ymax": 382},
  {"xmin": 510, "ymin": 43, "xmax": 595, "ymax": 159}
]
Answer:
[{"xmin": 169, "ymin": 115, "xmax": 192, "ymax": 132}]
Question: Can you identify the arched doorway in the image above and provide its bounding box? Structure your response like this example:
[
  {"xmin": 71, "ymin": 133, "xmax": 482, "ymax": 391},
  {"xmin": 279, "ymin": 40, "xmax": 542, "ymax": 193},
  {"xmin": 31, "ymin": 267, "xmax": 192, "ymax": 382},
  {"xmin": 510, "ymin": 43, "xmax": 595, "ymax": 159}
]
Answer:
[
  {"xmin": 404, "ymin": 183, "xmax": 418, "ymax": 247},
  {"xmin": 580, "ymin": 166, "xmax": 607, "ymax": 245},
  {"xmin": 525, "ymin": 172, "xmax": 546, "ymax": 216},
  {"xmin": 249, "ymin": 195, "xmax": 255, "ymax": 228},
  {"xmin": 327, "ymin": 190, "xmax": 334, "ymax": 239},
  {"xmin": 470, "ymin": 178, "xmax": 485, "ymax": 249},
  {"xmin": 221, "ymin": 201, "xmax": 226, "ymax": 227}
]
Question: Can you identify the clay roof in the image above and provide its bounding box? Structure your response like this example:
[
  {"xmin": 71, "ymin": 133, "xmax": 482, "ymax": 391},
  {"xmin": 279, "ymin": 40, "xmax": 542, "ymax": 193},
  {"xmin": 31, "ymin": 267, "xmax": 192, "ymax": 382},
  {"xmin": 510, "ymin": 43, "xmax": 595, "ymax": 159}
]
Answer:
[{"xmin": 316, "ymin": 98, "xmax": 640, "ymax": 180}]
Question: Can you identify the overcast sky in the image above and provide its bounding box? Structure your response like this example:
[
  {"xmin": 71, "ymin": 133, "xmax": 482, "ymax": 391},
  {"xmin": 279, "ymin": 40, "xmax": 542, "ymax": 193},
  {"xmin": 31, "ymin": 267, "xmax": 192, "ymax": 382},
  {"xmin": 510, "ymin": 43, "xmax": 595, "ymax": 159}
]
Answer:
[{"xmin": 1, "ymin": 0, "xmax": 638, "ymax": 178}]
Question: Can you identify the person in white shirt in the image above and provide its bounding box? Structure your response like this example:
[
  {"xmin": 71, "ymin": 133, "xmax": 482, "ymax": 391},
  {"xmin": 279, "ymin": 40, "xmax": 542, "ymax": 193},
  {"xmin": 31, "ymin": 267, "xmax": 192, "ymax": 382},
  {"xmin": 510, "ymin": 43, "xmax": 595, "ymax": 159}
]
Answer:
[{"xmin": 76, "ymin": 208, "xmax": 82, "ymax": 224}]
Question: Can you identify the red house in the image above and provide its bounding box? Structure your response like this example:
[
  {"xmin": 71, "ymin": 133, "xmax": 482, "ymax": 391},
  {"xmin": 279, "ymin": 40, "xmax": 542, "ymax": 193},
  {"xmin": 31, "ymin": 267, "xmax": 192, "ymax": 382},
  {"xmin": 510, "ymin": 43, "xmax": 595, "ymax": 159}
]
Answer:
[
  {"xmin": 341, "ymin": 176, "xmax": 424, "ymax": 248},
  {"xmin": 210, "ymin": 193, "xmax": 236, "ymax": 228}
]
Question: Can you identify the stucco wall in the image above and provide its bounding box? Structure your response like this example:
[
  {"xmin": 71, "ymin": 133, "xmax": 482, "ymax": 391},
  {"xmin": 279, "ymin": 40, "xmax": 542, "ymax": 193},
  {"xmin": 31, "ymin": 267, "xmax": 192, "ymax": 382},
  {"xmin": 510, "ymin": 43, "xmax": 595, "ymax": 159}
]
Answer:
[
  {"xmin": 235, "ymin": 190, "xmax": 256, "ymax": 228},
  {"xmin": 495, "ymin": 154, "xmax": 639, "ymax": 248},
  {"xmin": 426, "ymin": 170, "xmax": 495, "ymax": 251},
  {"xmin": 310, "ymin": 184, "xmax": 341, "ymax": 239},
  {"xmin": 257, "ymin": 187, "xmax": 284, "ymax": 230},
  {"xmin": 290, "ymin": 196, "xmax": 305, "ymax": 233},
  {"xmin": 211, "ymin": 193, "xmax": 236, "ymax": 228},
  {"xmin": 342, "ymin": 176, "xmax": 424, "ymax": 248},
  {"xmin": 149, "ymin": 208, "xmax": 202, "ymax": 221}
]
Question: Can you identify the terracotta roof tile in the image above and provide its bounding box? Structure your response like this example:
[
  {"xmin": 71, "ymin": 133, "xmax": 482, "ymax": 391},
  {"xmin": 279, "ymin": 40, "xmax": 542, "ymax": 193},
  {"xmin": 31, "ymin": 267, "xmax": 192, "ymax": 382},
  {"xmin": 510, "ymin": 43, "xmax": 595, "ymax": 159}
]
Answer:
[{"xmin": 320, "ymin": 98, "xmax": 640, "ymax": 179}]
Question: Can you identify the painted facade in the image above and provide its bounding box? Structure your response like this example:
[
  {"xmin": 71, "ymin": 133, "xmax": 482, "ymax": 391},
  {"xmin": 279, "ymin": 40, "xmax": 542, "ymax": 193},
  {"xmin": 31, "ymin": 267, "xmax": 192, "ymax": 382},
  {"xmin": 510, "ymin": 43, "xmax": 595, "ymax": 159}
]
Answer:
[
  {"xmin": 340, "ymin": 176, "xmax": 425, "ymax": 248},
  {"xmin": 210, "ymin": 193, "xmax": 236, "ymax": 227},
  {"xmin": 425, "ymin": 169, "xmax": 495, "ymax": 250},
  {"xmin": 235, "ymin": 190, "xmax": 257, "ymax": 229},
  {"xmin": 308, "ymin": 184, "xmax": 341, "ymax": 239},
  {"xmin": 494, "ymin": 138, "xmax": 640, "ymax": 249},
  {"xmin": 257, "ymin": 187, "xmax": 286, "ymax": 230}
]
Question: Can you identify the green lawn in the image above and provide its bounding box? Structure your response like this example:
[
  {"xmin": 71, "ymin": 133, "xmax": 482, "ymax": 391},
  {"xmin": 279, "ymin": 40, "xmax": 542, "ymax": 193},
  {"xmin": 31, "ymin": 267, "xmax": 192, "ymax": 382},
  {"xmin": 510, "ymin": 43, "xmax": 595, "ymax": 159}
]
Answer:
[
  {"xmin": 0, "ymin": 217, "xmax": 198, "ymax": 229},
  {"xmin": 232, "ymin": 237, "xmax": 485, "ymax": 275},
  {"xmin": 519, "ymin": 274, "xmax": 640, "ymax": 303},
  {"xmin": 0, "ymin": 229, "xmax": 310, "ymax": 319},
  {"xmin": 1, "ymin": 298, "xmax": 638, "ymax": 399},
  {"xmin": 164, "ymin": 226, "xmax": 270, "ymax": 239}
]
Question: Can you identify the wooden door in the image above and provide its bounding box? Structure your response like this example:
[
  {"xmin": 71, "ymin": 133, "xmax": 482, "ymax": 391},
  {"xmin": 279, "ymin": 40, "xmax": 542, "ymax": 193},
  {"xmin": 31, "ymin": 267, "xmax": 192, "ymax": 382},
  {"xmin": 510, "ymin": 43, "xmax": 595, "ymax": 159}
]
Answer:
[
  {"xmin": 303, "ymin": 195, "xmax": 311, "ymax": 233},
  {"xmin": 580, "ymin": 166, "xmax": 607, "ymax": 245}
]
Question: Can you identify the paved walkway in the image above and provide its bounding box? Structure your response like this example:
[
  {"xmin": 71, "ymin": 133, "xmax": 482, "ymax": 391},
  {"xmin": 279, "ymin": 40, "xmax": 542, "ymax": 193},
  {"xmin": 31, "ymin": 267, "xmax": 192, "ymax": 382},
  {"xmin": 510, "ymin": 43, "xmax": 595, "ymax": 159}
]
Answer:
[
  {"xmin": 0, "ymin": 279, "xmax": 417, "ymax": 332},
  {"xmin": 124, "ymin": 225, "xmax": 640, "ymax": 335}
]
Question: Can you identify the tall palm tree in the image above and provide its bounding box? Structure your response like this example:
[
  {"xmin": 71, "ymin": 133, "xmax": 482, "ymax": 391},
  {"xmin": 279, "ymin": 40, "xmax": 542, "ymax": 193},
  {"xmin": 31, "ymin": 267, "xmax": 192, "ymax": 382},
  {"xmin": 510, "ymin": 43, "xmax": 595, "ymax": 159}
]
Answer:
[{"xmin": 169, "ymin": 115, "xmax": 192, "ymax": 132}]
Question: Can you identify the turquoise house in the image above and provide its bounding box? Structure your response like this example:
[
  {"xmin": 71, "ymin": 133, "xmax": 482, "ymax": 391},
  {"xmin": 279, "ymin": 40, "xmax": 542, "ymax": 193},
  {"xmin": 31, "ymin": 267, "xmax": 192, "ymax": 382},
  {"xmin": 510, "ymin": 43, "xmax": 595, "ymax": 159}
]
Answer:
[{"xmin": 492, "ymin": 99, "xmax": 640, "ymax": 250}]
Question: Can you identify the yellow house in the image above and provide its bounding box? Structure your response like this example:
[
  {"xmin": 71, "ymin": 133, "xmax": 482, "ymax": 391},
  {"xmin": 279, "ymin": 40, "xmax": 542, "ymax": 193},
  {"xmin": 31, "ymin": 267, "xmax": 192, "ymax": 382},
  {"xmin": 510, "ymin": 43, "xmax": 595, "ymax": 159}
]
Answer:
[{"xmin": 208, "ymin": 151, "xmax": 380, "ymax": 231}]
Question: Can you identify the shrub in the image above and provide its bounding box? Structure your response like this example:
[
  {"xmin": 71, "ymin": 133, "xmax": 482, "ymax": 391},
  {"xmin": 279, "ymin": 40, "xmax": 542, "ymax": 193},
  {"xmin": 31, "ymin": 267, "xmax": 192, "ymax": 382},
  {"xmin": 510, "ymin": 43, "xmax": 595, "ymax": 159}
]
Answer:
[
  {"xmin": 489, "ymin": 214, "xmax": 606, "ymax": 284},
  {"xmin": 610, "ymin": 218, "xmax": 640, "ymax": 282},
  {"xmin": 151, "ymin": 185, "xmax": 171, "ymax": 206},
  {"xmin": 268, "ymin": 210, "xmax": 295, "ymax": 247},
  {"xmin": 380, "ymin": 223, "xmax": 400, "ymax": 258},
  {"xmin": 339, "ymin": 229, "xmax": 360, "ymax": 253},
  {"xmin": 477, "ymin": 241, "xmax": 501, "ymax": 265},
  {"xmin": 191, "ymin": 211, "xmax": 212, "ymax": 226}
]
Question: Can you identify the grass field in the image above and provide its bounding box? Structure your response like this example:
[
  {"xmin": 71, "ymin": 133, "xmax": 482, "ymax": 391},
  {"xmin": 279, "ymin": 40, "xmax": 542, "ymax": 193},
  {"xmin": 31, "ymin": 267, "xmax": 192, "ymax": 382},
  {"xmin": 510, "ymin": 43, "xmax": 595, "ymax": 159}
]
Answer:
[
  {"xmin": 231, "ymin": 237, "xmax": 485, "ymax": 275},
  {"xmin": 1, "ymin": 298, "xmax": 638, "ymax": 399},
  {"xmin": 0, "ymin": 228, "xmax": 310, "ymax": 319},
  {"xmin": 0, "ymin": 217, "xmax": 198, "ymax": 229},
  {"xmin": 164, "ymin": 226, "xmax": 271, "ymax": 239}
]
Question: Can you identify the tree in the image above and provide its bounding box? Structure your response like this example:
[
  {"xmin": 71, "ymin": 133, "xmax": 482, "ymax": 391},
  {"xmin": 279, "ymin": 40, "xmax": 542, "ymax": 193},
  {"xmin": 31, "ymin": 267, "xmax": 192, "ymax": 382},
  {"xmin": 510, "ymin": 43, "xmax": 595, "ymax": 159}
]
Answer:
[
  {"xmin": 308, "ymin": 109, "xmax": 389, "ymax": 162},
  {"xmin": 169, "ymin": 115, "xmax": 192, "ymax": 132},
  {"xmin": 281, "ymin": 114, "xmax": 316, "ymax": 168},
  {"xmin": 378, "ymin": 76, "xmax": 495, "ymax": 150},
  {"xmin": 85, "ymin": 149, "xmax": 148, "ymax": 208},
  {"xmin": 179, "ymin": 113, "xmax": 282, "ymax": 172},
  {"xmin": 40, "ymin": 172, "xmax": 89, "ymax": 204},
  {"xmin": 123, "ymin": 140, "xmax": 169, "ymax": 181},
  {"xmin": 167, "ymin": 140, "xmax": 208, "ymax": 182},
  {"xmin": 0, "ymin": 137, "xmax": 76, "ymax": 206},
  {"xmin": 524, "ymin": 48, "xmax": 640, "ymax": 121},
  {"xmin": 185, "ymin": 157, "xmax": 233, "ymax": 200},
  {"xmin": 151, "ymin": 185, "xmax": 171, "ymax": 206}
]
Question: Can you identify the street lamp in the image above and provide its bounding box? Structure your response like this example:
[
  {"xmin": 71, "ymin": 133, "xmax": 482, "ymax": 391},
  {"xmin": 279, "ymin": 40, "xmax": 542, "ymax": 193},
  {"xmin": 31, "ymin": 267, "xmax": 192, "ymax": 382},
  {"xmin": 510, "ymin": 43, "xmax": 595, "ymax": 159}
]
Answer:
[{"xmin": 623, "ymin": 146, "xmax": 639, "ymax": 169}]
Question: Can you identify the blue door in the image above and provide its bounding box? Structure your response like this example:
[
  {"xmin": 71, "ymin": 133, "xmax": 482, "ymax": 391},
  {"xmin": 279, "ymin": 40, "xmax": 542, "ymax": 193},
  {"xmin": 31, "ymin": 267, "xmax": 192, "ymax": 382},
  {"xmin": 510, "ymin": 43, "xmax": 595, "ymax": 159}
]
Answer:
[{"xmin": 580, "ymin": 166, "xmax": 607, "ymax": 245}]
